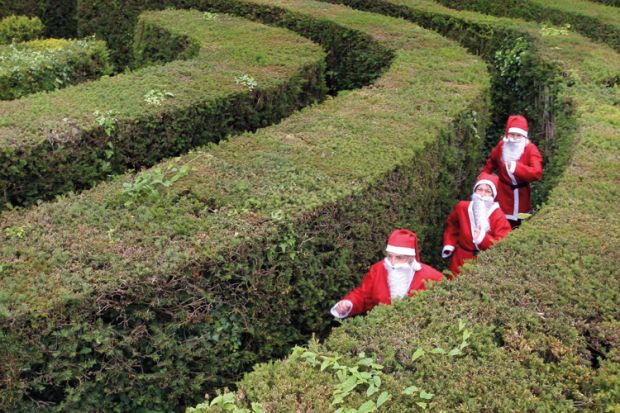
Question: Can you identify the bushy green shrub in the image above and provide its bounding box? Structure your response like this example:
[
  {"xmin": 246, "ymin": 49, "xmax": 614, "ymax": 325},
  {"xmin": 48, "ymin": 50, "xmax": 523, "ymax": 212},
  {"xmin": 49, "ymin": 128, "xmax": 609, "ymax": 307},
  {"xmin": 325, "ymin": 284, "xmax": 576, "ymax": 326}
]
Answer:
[
  {"xmin": 0, "ymin": 15, "xmax": 44, "ymax": 44},
  {"xmin": 0, "ymin": 37, "xmax": 113, "ymax": 100},
  {"xmin": 0, "ymin": 0, "xmax": 77, "ymax": 38}
]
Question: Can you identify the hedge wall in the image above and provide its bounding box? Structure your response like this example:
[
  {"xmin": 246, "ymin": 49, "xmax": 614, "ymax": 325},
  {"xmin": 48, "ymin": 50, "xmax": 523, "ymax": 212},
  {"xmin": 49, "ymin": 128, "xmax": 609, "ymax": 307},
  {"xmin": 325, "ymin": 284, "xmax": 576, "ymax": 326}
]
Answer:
[
  {"xmin": 190, "ymin": 0, "xmax": 620, "ymax": 411},
  {"xmin": 0, "ymin": 2, "xmax": 489, "ymax": 411},
  {"xmin": 0, "ymin": 9, "xmax": 326, "ymax": 209},
  {"xmin": 434, "ymin": 0, "xmax": 620, "ymax": 52},
  {"xmin": 0, "ymin": 38, "xmax": 112, "ymax": 100}
]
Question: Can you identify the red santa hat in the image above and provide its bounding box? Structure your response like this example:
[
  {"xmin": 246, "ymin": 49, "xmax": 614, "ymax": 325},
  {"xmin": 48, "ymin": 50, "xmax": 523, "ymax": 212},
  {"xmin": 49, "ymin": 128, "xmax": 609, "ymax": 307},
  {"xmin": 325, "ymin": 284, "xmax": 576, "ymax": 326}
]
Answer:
[
  {"xmin": 385, "ymin": 229, "xmax": 420, "ymax": 261},
  {"xmin": 504, "ymin": 115, "xmax": 528, "ymax": 138},
  {"xmin": 473, "ymin": 172, "xmax": 499, "ymax": 199}
]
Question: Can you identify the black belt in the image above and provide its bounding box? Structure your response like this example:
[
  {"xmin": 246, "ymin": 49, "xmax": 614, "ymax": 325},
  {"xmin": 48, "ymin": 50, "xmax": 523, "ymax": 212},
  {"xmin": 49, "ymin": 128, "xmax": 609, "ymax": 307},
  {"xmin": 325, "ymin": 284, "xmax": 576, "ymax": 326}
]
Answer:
[
  {"xmin": 510, "ymin": 181, "xmax": 529, "ymax": 190},
  {"xmin": 458, "ymin": 243, "xmax": 478, "ymax": 256},
  {"xmin": 500, "ymin": 178, "xmax": 529, "ymax": 190}
]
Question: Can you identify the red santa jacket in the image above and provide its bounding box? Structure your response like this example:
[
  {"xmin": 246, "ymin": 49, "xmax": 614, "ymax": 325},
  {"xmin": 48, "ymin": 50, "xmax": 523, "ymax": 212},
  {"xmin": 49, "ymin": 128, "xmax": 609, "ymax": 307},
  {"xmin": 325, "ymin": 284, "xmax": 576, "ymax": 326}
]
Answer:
[
  {"xmin": 443, "ymin": 200, "xmax": 511, "ymax": 275},
  {"xmin": 344, "ymin": 260, "xmax": 443, "ymax": 316},
  {"xmin": 482, "ymin": 141, "xmax": 543, "ymax": 220}
]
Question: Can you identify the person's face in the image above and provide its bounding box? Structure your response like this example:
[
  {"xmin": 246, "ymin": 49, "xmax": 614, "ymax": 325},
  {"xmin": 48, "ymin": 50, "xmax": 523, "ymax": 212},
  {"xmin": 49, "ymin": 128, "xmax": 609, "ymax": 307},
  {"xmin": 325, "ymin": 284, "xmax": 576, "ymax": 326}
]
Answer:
[
  {"xmin": 386, "ymin": 252, "xmax": 414, "ymax": 266},
  {"xmin": 474, "ymin": 184, "xmax": 493, "ymax": 198},
  {"xmin": 507, "ymin": 132, "xmax": 525, "ymax": 141}
]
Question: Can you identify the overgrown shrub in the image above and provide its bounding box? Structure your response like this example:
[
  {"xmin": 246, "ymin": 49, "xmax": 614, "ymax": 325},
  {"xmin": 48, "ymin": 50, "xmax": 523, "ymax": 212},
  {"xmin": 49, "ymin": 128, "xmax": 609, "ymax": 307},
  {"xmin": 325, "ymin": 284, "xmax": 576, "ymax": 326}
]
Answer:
[
  {"xmin": 0, "ymin": 37, "xmax": 112, "ymax": 100},
  {"xmin": 0, "ymin": 15, "xmax": 43, "ymax": 44},
  {"xmin": 0, "ymin": 0, "xmax": 77, "ymax": 38}
]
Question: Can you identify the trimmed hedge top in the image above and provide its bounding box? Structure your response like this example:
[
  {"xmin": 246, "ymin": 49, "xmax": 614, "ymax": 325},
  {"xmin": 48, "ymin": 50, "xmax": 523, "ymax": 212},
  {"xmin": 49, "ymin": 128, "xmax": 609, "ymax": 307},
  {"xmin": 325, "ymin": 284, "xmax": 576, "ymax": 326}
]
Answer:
[
  {"xmin": 376, "ymin": 0, "xmax": 620, "ymax": 84},
  {"xmin": 434, "ymin": 0, "xmax": 620, "ymax": 51}
]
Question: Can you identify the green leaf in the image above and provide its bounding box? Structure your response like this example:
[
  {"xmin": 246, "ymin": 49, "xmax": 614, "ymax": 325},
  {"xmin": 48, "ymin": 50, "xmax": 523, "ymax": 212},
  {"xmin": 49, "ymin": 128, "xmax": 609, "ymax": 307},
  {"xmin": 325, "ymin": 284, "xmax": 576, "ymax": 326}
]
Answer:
[
  {"xmin": 448, "ymin": 348, "xmax": 462, "ymax": 357},
  {"xmin": 376, "ymin": 391, "xmax": 390, "ymax": 408},
  {"xmin": 366, "ymin": 384, "xmax": 378, "ymax": 397},
  {"xmin": 431, "ymin": 347, "xmax": 446, "ymax": 354},
  {"xmin": 419, "ymin": 390, "xmax": 434, "ymax": 400},
  {"xmin": 372, "ymin": 375, "xmax": 381, "ymax": 388},
  {"xmin": 416, "ymin": 401, "xmax": 428, "ymax": 409},
  {"xmin": 458, "ymin": 319, "xmax": 466, "ymax": 331},
  {"xmin": 402, "ymin": 385, "xmax": 418, "ymax": 395},
  {"xmin": 357, "ymin": 400, "xmax": 376, "ymax": 413},
  {"xmin": 463, "ymin": 329, "xmax": 472, "ymax": 341},
  {"xmin": 411, "ymin": 348, "xmax": 425, "ymax": 362}
]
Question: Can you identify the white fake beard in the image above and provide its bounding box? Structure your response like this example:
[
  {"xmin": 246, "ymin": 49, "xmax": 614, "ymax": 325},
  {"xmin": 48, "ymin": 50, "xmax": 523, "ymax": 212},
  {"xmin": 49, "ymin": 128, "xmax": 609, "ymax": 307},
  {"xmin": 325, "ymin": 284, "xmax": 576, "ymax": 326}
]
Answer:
[
  {"xmin": 384, "ymin": 259, "xmax": 414, "ymax": 299},
  {"xmin": 471, "ymin": 193, "xmax": 493, "ymax": 232},
  {"xmin": 502, "ymin": 138, "xmax": 526, "ymax": 162}
]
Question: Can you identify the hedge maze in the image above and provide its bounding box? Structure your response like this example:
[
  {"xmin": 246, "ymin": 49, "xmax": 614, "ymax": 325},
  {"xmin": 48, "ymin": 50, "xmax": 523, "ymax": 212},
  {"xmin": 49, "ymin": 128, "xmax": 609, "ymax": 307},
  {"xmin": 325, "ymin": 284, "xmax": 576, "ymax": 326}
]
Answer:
[{"xmin": 0, "ymin": 0, "xmax": 618, "ymax": 412}]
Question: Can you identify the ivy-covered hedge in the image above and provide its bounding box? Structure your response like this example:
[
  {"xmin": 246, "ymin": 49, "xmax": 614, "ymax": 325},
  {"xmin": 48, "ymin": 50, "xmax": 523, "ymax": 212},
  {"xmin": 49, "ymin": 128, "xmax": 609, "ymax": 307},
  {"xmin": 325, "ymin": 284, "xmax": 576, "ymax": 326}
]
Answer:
[
  {"xmin": 0, "ymin": 37, "xmax": 112, "ymax": 100},
  {"xmin": 0, "ymin": 0, "xmax": 77, "ymax": 38},
  {"xmin": 434, "ymin": 0, "xmax": 620, "ymax": 52},
  {"xmin": 192, "ymin": 0, "xmax": 620, "ymax": 411},
  {"xmin": 0, "ymin": 15, "xmax": 44, "ymax": 44},
  {"xmin": 0, "ymin": 2, "xmax": 489, "ymax": 411},
  {"xmin": 0, "ymin": 9, "xmax": 326, "ymax": 209}
]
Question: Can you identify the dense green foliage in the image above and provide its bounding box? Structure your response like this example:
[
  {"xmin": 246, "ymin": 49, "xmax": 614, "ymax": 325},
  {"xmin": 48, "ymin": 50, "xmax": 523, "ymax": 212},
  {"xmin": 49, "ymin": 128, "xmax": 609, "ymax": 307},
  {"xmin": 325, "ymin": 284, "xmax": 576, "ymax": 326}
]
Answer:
[
  {"xmin": 0, "ymin": 0, "xmax": 77, "ymax": 38},
  {"xmin": 0, "ymin": 3, "xmax": 489, "ymax": 411},
  {"xmin": 0, "ymin": 9, "xmax": 326, "ymax": 209},
  {"xmin": 0, "ymin": 0, "xmax": 617, "ymax": 411},
  {"xmin": 191, "ymin": 0, "xmax": 619, "ymax": 411},
  {"xmin": 0, "ymin": 37, "xmax": 112, "ymax": 100},
  {"xmin": 434, "ymin": 0, "xmax": 620, "ymax": 52},
  {"xmin": 0, "ymin": 15, "xmax": 44, "ymax": 44}
]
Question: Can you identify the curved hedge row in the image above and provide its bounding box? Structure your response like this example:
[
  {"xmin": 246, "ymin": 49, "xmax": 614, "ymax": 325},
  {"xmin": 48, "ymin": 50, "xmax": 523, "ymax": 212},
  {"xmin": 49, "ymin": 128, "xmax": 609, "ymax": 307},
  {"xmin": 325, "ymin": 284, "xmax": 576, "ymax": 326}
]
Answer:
[
  {"xmin": 194, "ymin": 0, "xmax": 620, "ymax": 411},
  {"xmin": 434, "ymin": 0, "xmax": 620, "ymax": 52},
  {"xmin": 0, "ymin": 9, "xmax": 326, "ymax": 209},
  {"xmin": 0, "ymin": 37, "xmax": 112, "ymax": 100},
  {"xmin": 0, "ymin": 2, "xmax": 489, "ymax": 411}
]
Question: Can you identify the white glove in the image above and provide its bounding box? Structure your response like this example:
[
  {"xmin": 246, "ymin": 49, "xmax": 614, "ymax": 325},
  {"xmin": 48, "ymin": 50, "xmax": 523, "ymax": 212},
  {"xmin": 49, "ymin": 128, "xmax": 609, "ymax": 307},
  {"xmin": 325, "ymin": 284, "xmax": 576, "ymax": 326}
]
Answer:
[
  {"xmin": 330, "ymin": 300, "xmax": 353, "ymax": 318},
  {"xmin": 442, "ymin": 246, "xmax": 454, "ymax": 259}
]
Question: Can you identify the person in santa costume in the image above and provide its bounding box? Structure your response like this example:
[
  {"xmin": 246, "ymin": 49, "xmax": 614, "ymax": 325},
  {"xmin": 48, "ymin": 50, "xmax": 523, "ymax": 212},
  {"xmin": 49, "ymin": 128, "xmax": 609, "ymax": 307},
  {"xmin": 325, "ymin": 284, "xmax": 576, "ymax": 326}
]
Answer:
[
  {"xmin": 482, "ymin": 115, "xmax": 543, "ymax": 227},
  {"xmin": 442, "ymin": 172, "xmax": 511, "ymax": 276},
  {"xmin": 331, "ymin": 229, "xmax": 443, "ymax": 318}
]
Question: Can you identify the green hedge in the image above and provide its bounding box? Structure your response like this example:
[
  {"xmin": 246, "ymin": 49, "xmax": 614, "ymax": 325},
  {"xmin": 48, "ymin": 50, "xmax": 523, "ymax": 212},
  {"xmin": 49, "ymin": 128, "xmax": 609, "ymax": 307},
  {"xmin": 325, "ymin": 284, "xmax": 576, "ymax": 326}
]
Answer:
[
  {"xmin": 193, "ymin": 1, "xmax": 620, "ymax": 411},
  {"xmin": 592, "ymin": 0, "xmax": 620, "ymax": 7},
  {"xmin": 434, "ymin": 0, "xmax": 620, "ymax": 52},
  {"xmin": 0, "ymin": 2, "xmax": 489, "ymax": 411},
  {"xmin": 0, "ymin": 9, "xmax": 326, "ymax": 209},
  {"xmin": 0, "ymin": 0, "xmax": 77, "ymax": 38},
  {"xmin": 0, "ymin": 37, "xmax": 112, "ymax": 100},
  {"xmin": 0, "ymin": 15, "xmax": 44, "ymax": 44}
]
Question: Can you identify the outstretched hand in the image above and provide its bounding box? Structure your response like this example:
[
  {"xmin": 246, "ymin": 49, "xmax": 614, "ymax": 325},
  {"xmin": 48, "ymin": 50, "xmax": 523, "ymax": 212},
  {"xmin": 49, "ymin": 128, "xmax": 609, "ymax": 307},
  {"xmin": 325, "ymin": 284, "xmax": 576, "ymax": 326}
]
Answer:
[{"xmin": 335, "ymin": 300, "xmax": 352, "ymax": 316}]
